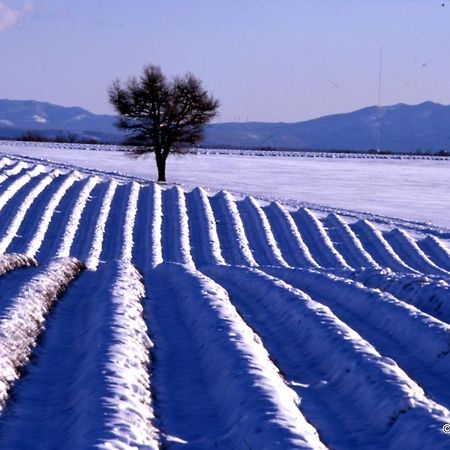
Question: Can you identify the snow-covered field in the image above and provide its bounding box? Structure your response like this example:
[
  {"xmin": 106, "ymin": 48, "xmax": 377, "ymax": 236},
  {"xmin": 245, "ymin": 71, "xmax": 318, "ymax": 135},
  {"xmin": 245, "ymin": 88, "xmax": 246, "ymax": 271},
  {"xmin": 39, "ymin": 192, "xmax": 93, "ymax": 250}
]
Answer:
[
  {"xmin": 0, "ymin": 144, "xmax": 450, "ymax": 448},
  {"xmin": 1, "ymin": 141, "xmax": 449, "ymax": 229}
]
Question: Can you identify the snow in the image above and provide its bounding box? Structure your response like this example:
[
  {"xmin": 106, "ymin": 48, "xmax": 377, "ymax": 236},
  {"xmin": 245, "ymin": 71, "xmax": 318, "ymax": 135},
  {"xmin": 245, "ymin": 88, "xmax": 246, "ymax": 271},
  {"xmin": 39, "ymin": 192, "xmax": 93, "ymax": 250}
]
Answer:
[
  {"xmin": 84, "ymin": 180, "xmax": 117, "ymax": 270},
  {"xmin": 56, "ymin": 175, "xmax": 99, "ymax": 258},
  {"xmin": 0, "ymin": 141, "xmax": 449, "ymax": 229},
  {"xmin": 0, "ymin": 146, "xmax": 449, "ymax": 448},
  {"xmin": 353, "ymin": 269, "xmax": 450, "ymax": 323},
  {"xmin": 0, "ymin": 258, "xmax": 82, "ymax": 409},
  {"xmin": 70, "ymin": 114, "xmax": 87, "ymax": 121},
  {"xmin": 0, "ymin": 169, "xmax": 59, "ymax": 254},
  {"xmin": 210, "ymin": 191, "xmax": 257, "ymax": 266},
  {"xmin": 32, "ymin": 114, "xmax": 47, "ymax": 123},
  {"xmin": 203, "ymin": 265, "xmax": 450, "ymax": 449},
  {"xmin": 25, "ymin": 171, "xmax": 80, "ymax": 257},
  {"xmin": 0, "ymin": 252, "xmax": 36, "ymax": 276},
  {"xmin": 121, "ymin": 181, "xmax": 140, "ymax": 261},
  {"xmin": 0, "ymin": 261, "xmax": 157, "ymax": 449},
  {"xmin": 145, "ymin": 263, "xmax": 325, "ymax": 449},
  {"xmin": 185, "ymin": 187, "xmax": 226, "ymax": 266}
]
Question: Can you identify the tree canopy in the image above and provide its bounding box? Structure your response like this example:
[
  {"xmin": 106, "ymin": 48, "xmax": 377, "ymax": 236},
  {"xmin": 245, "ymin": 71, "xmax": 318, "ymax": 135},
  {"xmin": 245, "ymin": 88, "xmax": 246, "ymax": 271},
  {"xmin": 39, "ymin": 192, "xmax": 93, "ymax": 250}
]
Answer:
[{"xmin": 109, "ymin": 65, "xmax": 219, "ymax": 182}]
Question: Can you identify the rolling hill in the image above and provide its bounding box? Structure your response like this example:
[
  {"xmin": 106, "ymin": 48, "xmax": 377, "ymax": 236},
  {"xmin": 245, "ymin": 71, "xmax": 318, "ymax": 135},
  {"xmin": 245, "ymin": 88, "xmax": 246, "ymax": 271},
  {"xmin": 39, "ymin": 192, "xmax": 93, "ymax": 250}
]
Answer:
[
  {"xmin": 1, "ymin": 99, "xmax": 450, "ymax": 152},
  {"xmin": 0, "ymin": 99, "xmax": 119, "ymax": 143},
  {"xmin": 204, "ymin": 101, "xmax": 450, "ymax": 152}
]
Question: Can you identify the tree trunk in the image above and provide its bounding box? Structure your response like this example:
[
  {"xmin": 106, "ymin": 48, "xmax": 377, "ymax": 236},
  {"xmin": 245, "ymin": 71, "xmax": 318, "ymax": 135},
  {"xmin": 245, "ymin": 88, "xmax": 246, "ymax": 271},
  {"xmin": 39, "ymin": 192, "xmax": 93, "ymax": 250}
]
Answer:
[{"xmin": 156, "ymin": 155, "xmax": 166, "ymax": 182}]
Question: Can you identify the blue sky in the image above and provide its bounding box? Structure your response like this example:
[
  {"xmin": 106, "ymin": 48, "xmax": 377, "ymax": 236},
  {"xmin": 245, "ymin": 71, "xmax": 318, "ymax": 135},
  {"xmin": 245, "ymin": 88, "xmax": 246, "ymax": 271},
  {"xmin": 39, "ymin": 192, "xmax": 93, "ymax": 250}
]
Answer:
[{"xmin": 1, "ymin": 0, "xmax": 449, "ymax": 122}]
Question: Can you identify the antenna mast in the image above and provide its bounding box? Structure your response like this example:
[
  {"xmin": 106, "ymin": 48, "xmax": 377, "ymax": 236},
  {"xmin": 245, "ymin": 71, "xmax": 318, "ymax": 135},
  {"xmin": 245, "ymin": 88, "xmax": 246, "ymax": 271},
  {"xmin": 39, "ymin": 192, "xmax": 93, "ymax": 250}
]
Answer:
[{"xmin": 376, "ymin": 46, "xmax": 383, "ymax": 151}]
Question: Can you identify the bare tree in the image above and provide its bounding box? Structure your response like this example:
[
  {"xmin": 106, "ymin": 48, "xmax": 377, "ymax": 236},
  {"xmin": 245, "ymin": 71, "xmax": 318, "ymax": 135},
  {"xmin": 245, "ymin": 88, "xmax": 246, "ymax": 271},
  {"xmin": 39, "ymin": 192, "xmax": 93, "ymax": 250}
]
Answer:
[{"xmin": 109, "ymin": 65, "xmax": 219, "ymax": 182}]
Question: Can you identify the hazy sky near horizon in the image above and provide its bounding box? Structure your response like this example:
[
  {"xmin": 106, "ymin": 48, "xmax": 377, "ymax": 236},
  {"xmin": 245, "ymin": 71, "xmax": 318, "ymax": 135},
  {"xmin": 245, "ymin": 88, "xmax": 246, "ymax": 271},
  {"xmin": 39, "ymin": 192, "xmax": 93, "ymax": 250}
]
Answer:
[{"xmin": 1, "ymin": 0, "xmax": 450, "ymax": 122}]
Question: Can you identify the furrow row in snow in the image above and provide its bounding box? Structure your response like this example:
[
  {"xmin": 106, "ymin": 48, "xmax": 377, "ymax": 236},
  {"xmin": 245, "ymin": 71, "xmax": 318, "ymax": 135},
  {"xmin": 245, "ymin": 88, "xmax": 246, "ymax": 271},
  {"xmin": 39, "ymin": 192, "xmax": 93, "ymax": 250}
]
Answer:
[
  {"xmin": 0, "ymin": 253, "xmax": 37, "ymax": 276},
  {"xmin": 351, "ymin": 220, "xmax": 417, "ymax": 273},
  {"xmin": 0, "ymin": 164, "xmax": 47, "ymax": 215},
  {"xmin": 263, "ymin": 202, "xmax": 320, "ymax": 268},
  {"xmin": 0, "ymin": 161, "xmax": 29, "ymax": 184},
  {"xmin": 209, "ymin": 191, "xmax": 257, "ymax": 266},
  {"xmin": 0, "ymin": 170, "xmax": 61, "ymax": 254},
  {"xmin": 121, "ymin": 181, "xmax": 140, "ymax": 261},
  {"xmin": 132, "ymin": 184, "xmax": 163, "ymax": 271},
  {"xmin": 0, "ymin": 262, "xmax": 158, "ymax": 449},
  {"xmin": 96, "ymin": 182, "xmax": 132, "ymax": 263},
  {"xmin": 0, "ymin": 171, "xmax": 52, "ymax": 242},
  {"xmin": 384, "ymin": 228, "xmax": 450, "ymax": 277},
  {"xmin": 292, "ymin": 208, "xmax": 351, "ymax": 269},
  {"xmin": 48, "ymin": 176, "xmax": 98, "ymax": 260},
  {"xmin": 145, "ymin": 263, "xmax": 325, "ymax": 449},
  {"xmin": 150, "ymin": 184, "xmax": 163, "ymax": 268},
  {"xmin": 266, "ymin": 267, "xmax": 450, "ymax": 410},
  {"xmin": 161, "ymin": 186, "xmax": 194, "ymax": 267},
  {"xmin": 0, "ymin": 257, "xmax": 83, "ymax": 410},
  {"xmin": 418, "ymin": 236, "xmax": 450, "ymax": 272},
  {"xmin": 0, "ymin": 267, "xmax": 44, "ymax": 318},
  {"xmin": 185, "ymin": 187, "xmax": 225, "ymax": 266},
  {"xmin": 84, "ymin": 180, "xmax": 117, "ymax": 270},
  {"xmin": 64, "ymin": 179, "xmax": 109, "ymax": 265},
  {"xmin": 322, "ymin": 213, "xmax": 380, "ymax": 269},
  {"xmin": 353, "ymin": 269, "xmax": 450, "ymax": 324},
  {"xmin": 5, "ymin": 171, "xmax": 77, "ymax": 255},
  {"xmin": 203, "ymin": 265, "xmax": 450, "ymax": 449},
  {"xmin": 0, "ymin": 157, "xmax": 14, "ymax": 173},
  {"xmin": 23, "ymin": 172, "xmax": 81, "ymax": 257},
  {"xmin": 237, "ymin": 196, "xmax": 288, "ymax": 266}
]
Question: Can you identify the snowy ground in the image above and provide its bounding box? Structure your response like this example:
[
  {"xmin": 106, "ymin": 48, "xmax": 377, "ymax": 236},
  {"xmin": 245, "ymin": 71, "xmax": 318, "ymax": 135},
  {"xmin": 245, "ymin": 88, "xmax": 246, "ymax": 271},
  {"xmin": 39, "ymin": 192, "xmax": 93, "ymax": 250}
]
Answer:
[
  {"xmin": 1, "ymin": 141, "xmax": 449, "ymax": 229},
  {"xmin": 0, "ymin": 146, "xmax": 450, "ymax": 448}
]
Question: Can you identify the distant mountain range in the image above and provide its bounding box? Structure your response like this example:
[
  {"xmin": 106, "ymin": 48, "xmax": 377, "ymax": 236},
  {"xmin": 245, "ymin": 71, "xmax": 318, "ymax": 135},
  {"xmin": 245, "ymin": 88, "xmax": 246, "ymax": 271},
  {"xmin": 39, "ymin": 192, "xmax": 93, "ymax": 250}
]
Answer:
[
  {"xmin": 1, "ymin": 99, "xmax": 450, "ymax": 152},
  {"xmin": 0, "ymin": 99, "xmax": 119, "ymax": 143}
]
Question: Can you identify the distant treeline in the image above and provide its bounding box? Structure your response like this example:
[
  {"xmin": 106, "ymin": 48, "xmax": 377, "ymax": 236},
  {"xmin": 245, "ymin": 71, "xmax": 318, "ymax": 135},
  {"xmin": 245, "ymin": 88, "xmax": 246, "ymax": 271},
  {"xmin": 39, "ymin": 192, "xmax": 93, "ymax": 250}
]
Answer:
[
  {"xmin": 0, "ymin": 131, "xmax": 108, "ymax": 144},
  {"xmin": 199, "ymin": 144, "xmax": 450, "ymax": 157},
  {"xmin": 1, "ymin": 133, "xmax": 449, "ymax": 157},
  {"xmin": 9, "ymin": 131, "xmax": 102, "ymax": 145}
]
